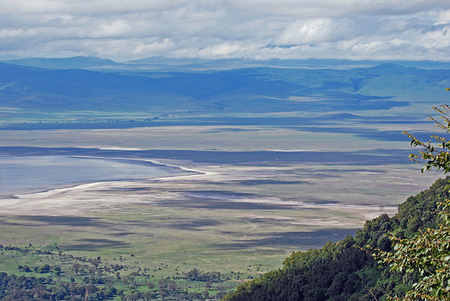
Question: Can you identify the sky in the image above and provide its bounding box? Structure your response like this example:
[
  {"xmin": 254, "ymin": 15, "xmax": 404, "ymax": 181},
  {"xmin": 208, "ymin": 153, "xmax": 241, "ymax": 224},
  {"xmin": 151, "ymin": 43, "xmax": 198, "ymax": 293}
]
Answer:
[{"xmin": 0, "ymin": 0, "xmax": 449, "ymax": 61}]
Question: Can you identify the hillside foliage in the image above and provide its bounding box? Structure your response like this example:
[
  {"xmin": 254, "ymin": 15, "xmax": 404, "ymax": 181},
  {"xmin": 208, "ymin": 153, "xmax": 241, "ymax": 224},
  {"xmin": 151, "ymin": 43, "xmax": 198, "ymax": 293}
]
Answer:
[
  {"xmin": 375, "ymin": 200, "xmax": 450, "ymax": 300},
  {"xmin": 222, "ymin": 177, "xmax": 449, "ymax": 301}
]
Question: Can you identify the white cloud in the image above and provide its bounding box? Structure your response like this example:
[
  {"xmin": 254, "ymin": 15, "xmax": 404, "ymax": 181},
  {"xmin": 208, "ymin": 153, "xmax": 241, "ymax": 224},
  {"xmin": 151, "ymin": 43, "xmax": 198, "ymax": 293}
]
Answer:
[
  {"xmin": 275, "ymin": 18, "xmax": 353, "ymax": 45},
  {"xmin": 93, "ymin": 20, "xmax": 131, "ymax": 37},
  {"xmin": 0, "ymin": 0, "xmax": 449, "ymax": 61}
]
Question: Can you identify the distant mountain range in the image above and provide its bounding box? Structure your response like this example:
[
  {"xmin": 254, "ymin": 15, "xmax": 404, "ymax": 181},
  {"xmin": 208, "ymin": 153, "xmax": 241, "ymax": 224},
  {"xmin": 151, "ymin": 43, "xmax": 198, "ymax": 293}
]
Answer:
[
  {"xmin": 4, "ymin": 56, "xmax": 450, "ymax": 71},
  {"xmin": 0, "ymin": 58, "xmax": 449, "ymax": 121},
  {"xmin": 3, "ymin": 56, "xmax": 119, "ymax": 70}
]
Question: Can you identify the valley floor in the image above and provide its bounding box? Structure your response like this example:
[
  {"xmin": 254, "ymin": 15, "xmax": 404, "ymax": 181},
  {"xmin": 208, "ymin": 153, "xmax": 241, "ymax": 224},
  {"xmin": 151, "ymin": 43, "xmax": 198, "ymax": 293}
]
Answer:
[{"xmin": 0, "ymin": 157, "xmax": 439, "ymax": 272}]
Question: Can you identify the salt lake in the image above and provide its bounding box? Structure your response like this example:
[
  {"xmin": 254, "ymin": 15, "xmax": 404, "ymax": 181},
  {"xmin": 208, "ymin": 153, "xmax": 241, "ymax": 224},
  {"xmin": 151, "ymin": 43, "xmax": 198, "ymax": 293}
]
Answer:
[{"xmin": 0, "ymin": 155, "xmax": 187, "ymax": 196}]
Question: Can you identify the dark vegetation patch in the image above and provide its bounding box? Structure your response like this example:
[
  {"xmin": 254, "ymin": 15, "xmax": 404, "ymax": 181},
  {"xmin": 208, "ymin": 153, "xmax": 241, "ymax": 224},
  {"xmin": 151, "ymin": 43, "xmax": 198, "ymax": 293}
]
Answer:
[
  {"xmin": 292, "ymin": 126, "xmax": 436, "ymax": 142},
  {"xmin": 230, "ymin": 179, "xmax": 309, "ymax": 186},
  {"xmin": 286, "ymin": 168, "xmax": 388, "ymax": 178},
  {"xmin": 320, "ymin": 168, "xmax": 387, "ymax": 173},
  {"xmin": 108, "ymin": 218, "xmax": 222, "ymax": 232},
  {"xmin": 285, "ymin": 169, "xmax": 342, "ymax": 178},
  {"xmin": 304, "ymin": 200, "xmax": 340, "ymax": 205},
  {"xmin": 108, "ymin": 231, "xmax": 139, "ymax": 237},
  {"xmin": 167, "ymin": 219, "xmax": 223, "ymax": 231},
  {"xmin": 181, "ymin": 190, "xmax": 254, "ymax": 199},
  {"xmin": 203, "ymin": 127, "xmax": 262, "ymax": 133},
  {"xmin": 156, "ymin": 190, "xmax": 301, "ymax": 210},
  {"xmin": 19, "ymin": 215, "xmax": 110, "ymax": 228},
  {"xmin": 0, "ymin": 218, "xmax": 40, "ymax": 227},
  {"xmin": 61, "ymin": 238, "xmax": 129, "ymax": 250},
  {"xmin": 107, "ymin": 187, "xmax": 152, "ymax": 192},
  {"xmin": 216, "ymin": 229, "xmax": 359, "ymax": 250},
  {"xmin": 293, "ymin": 126, "xmax": 405, "ymax": 141},
  {"xmin": 162, "ymin": 199, "xmax": 299, "ymax": 210}
]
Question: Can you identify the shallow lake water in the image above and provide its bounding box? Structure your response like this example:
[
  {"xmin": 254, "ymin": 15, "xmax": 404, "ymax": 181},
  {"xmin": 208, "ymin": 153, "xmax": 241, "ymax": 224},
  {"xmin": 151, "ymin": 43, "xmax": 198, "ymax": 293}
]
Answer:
[{"xmin": 0, "ymin": 155, "xmax": 186, "ymax": 196}]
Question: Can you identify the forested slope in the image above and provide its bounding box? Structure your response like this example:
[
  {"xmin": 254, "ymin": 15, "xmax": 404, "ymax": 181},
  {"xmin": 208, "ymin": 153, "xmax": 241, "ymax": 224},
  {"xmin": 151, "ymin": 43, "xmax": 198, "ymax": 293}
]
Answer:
[{"xmin": 223, "ymin": 177, "xmax": 449, "ymax": 301}]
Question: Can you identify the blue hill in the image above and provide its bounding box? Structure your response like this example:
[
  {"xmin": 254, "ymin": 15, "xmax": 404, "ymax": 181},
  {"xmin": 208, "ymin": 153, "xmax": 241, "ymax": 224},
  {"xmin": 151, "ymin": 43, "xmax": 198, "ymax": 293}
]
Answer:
[
  {"xmin": 4, "ymin": 56, "xmax": 118, "ymax": 70},
  {"xmin": 0, "ymin": 61, "xmax": 448, "ymax": 115}
]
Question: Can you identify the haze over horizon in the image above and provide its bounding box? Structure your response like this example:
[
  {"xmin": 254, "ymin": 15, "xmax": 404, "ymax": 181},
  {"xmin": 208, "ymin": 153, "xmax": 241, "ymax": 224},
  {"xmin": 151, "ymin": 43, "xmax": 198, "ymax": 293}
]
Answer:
[{"xmin": 0, "ymin": 0, "xmax": 449, "ymax": 62}]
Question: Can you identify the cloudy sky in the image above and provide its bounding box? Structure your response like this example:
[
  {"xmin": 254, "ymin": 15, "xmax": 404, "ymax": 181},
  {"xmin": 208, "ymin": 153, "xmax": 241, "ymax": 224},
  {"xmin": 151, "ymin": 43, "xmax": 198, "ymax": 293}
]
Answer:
[{"xmin": 0, "ymin": 0, "xmax": 449, "ymax": 61}]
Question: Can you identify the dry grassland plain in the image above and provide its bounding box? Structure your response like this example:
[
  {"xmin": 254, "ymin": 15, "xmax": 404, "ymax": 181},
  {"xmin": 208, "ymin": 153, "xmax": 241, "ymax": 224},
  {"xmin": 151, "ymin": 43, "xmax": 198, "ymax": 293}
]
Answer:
[{"xmin": 0, "ymin": 121, "xmax": 441, "ymax": 286}]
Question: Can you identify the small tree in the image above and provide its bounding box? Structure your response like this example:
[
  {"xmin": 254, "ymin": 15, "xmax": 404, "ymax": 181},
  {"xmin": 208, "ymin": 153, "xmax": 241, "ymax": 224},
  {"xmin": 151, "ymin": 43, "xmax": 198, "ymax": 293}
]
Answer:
[
  {"xmin": 375, "ymin": 101, "xmax": 450, "ymax": 300},
  {"xmin": 404, "ymin": 104, "xmax": 450, "ymax": 173}
]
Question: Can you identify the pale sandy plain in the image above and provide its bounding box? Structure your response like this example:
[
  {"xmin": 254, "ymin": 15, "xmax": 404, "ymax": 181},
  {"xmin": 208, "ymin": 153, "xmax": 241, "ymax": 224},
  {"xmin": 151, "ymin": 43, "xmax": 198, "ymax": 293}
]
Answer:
[{"xmin": 0, "ymin": 124, "xmax": 443, "ymax": 275}]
